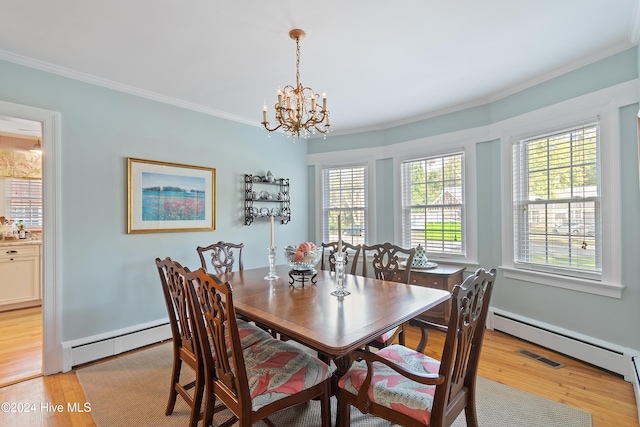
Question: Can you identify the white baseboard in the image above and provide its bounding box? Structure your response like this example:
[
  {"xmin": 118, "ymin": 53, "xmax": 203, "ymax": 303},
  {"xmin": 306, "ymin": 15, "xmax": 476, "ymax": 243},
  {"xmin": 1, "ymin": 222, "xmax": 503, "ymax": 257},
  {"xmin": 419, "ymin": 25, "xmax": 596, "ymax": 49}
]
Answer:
[
  {"xmin": 488, "ymin": 308, "xmax": 638, "ymax": 381},
  {"xmin": 61, "ymin": 318, "xmax": 172, "ymax": 372},
  {"xmin": 632, "ymin": 356, "xmax": 640, "ymax": 423}
]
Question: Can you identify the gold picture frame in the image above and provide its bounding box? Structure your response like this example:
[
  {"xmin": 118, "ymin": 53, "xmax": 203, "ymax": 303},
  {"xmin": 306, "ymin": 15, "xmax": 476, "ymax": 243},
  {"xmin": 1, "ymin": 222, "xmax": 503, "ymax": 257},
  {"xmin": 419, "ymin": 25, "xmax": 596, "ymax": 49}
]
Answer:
[{"xmin": 127, "ymin": 158, "xmax": 216, "ymax": 233}]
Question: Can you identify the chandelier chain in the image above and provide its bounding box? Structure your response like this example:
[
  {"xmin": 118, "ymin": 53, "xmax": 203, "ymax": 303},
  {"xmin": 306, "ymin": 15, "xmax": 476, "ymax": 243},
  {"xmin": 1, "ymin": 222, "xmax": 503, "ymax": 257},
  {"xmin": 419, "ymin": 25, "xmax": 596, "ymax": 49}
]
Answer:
[{"xmin": 295, "ymin": 37, "xmax": 301, "ymax": 88}]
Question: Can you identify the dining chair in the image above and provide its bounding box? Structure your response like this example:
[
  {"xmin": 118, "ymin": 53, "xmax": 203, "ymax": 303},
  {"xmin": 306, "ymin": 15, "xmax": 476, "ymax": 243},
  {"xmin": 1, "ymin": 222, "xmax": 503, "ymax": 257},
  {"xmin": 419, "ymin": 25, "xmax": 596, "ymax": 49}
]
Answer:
[
  {"xmin": 197, "ymin": 240, "xmax": 278, "ymax": 337},
  {"xmin": 197, "ymin": 241, "xmax": 244, "ymax": 274},
  {"xmin": 320, "ymin": 241, "xmax": 362, "ymax": 275},
  {"xmin": 155, "ymin": 257, "xmax": 204, "ymax": 427},
  {"xmin": 361, "ymin": 242, "xmax": 416, "ymax": 349},
  {"xmin": 337, "ymin": 268, "xmax": 497, "ymax": 427},
  {"xmin": 156, "ymin": 257, "xmax": 276, "ymax": 426},
  {"xmin": 185, "ymin": 266, "xmax": 333, "ymax": 427}
]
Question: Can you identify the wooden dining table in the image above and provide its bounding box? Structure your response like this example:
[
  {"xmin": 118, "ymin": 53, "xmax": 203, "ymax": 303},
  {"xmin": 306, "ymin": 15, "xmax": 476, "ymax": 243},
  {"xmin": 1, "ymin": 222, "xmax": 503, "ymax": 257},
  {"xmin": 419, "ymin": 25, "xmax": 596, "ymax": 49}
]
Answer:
[{"xmin": 217, "ymin": 264, "xmax": 451, "ymax": 361}]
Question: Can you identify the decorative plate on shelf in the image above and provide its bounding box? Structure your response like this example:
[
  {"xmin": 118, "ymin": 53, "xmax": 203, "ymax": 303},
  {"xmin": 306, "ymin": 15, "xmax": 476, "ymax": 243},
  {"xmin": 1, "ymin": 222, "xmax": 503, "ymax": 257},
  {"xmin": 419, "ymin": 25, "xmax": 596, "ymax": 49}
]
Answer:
[
  {"xmin": 401, "ymin": 261, "xmax": 438, "ymax": 270},
  {"xmin": 252, "ymin": 207, "xmax": 259, "ymax": 217},
  {"xmin": 260, "ymin": 207, "xmax": 270, "ymax": 217},
  {"xmin": 271, "ymin": 207, "xmax": 280, "ymax": 217},
  {"xmin": 253, "ymin": 176, "xmax": 262, "ymax": 183},
  {"xmin": 259, "ymin": 190, "xmax": 270, "ymax": 200}
]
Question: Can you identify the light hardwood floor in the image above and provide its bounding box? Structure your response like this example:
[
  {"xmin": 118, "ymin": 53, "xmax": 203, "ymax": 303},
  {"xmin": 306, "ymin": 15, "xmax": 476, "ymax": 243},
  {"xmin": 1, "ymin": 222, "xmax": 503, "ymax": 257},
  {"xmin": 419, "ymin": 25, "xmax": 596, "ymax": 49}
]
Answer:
[
  {"xmin": 0, "ymin": 306, "xmax": 42, "ymax": 387},
  {"xmin": 0, "ymin": 310, "xmax": 638, "ymax": 426}
]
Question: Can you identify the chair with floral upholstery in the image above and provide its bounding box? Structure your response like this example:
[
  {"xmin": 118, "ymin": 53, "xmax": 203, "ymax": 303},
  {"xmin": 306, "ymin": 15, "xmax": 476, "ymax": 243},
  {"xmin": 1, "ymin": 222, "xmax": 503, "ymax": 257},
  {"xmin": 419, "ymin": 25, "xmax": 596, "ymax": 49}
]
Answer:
[
  {"xmin": 197, "ymin": 241, "xmax": 244, "ymax": 274},
  {"xmin": 361, "ymin": 242, "xmax": 416, "ymax": 349},
  {"xmin": 185, "ymin": 266, "xmax": 333, "ymax": 427},
  {"xmin": 156, "ymin": 257, "xmax": 273, "ymax": 427},
  {"xmin": 155, "ymin": 257, "xmax": 204, "ymax": 427},
  {"xmin": 320, "ymin": 241, "xmax": 362, "ymax": 275},
  {"xmin": 337, "ymin": 268, "xmax": 496, "ymax": 427}
]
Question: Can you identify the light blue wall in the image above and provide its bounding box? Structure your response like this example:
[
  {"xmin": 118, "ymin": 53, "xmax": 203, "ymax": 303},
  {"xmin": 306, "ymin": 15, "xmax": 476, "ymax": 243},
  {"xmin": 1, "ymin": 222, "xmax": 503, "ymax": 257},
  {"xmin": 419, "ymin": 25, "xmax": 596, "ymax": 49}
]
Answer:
[
  {"xmin": 375, "ymin": 158, "xmax": 394, "ymax": 243},
  {"xmin": 0, "ymin": 59, "xmax": 309, "ymax": 342},
  {"xmin": 307, "ymin": 47, "xmax": 640, "ymax": 351}
]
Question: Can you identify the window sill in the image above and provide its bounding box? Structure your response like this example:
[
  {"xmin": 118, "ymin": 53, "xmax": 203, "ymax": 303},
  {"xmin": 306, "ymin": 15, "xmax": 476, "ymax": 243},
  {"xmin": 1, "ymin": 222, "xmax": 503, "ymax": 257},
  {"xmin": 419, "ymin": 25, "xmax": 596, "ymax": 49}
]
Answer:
[{"xmin": 500, "ymin": 266, "xmax": 623, "ymax": 298}]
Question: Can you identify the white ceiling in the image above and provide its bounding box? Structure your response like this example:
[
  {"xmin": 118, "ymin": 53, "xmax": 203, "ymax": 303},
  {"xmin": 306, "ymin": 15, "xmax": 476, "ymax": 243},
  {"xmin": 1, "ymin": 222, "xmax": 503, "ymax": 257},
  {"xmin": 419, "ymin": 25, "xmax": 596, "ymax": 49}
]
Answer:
[{"xmin": 1, "ymin": 1, "xmax": 639, "ymax": 136}]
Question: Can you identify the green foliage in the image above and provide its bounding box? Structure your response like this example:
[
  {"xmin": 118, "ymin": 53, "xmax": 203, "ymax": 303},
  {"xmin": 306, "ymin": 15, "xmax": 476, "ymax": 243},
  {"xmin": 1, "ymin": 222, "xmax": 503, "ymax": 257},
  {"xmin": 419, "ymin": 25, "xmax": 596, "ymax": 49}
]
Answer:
[{"xmin": 409, "ymin": 154, "xmax": 462, "ymax": 205}]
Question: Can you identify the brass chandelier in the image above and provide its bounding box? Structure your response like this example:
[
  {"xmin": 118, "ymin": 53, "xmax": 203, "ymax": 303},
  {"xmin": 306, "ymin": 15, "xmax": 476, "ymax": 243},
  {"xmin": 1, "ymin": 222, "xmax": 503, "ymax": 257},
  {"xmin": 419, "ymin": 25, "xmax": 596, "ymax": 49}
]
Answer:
[{"xmin": 261, "ymin": 29, "xmax": 331, "ymax": 139}]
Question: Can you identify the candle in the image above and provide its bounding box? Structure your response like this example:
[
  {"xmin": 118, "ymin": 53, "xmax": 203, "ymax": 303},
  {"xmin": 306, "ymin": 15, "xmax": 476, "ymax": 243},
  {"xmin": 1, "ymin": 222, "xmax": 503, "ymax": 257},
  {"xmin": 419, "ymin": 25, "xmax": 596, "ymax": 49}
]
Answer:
[
  {"xmin": 270, "ymin": 215, "xmax": 274, "ymax": 247},
  {"xmin": 322, "ymin": 92, "xmax": 327, "ymax": 110},
  {"xmin": 262, "ymin": 105, "xmax": 267, "ymax": 123},
  {"xmin": 337, "ymin": 214, "xmax": 342, "ymax": 254}
]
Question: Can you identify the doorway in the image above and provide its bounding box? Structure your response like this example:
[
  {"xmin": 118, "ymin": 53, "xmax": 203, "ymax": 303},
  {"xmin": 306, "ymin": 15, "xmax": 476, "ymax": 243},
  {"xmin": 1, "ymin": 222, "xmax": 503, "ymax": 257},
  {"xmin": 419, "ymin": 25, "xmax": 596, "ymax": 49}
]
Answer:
[
  {"xmin": 0, "ymin": 115, "xmax": 43, "ymax": 386},
  {"xmin": 0, "ymin": 100, "xmax": 62, "ymax": 377}
]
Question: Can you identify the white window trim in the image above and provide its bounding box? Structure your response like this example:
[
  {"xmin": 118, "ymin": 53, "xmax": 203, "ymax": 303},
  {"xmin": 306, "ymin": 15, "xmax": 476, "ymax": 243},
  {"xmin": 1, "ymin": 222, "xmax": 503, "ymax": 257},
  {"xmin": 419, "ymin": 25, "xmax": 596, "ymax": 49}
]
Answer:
[
  {"xmin": 499, "ymin": 97, "xmax": 623, "ymax": 298},
  {"xmin": 310, "ymin": 149, "xmax": 378, "ymax": 245},
  {"xmin": 391, "ymin": 131, "xmax": 478, "ymax": 267},
  {"xmin": 320, "ymin": 163, "xmax": 370, "ymax": 244}
]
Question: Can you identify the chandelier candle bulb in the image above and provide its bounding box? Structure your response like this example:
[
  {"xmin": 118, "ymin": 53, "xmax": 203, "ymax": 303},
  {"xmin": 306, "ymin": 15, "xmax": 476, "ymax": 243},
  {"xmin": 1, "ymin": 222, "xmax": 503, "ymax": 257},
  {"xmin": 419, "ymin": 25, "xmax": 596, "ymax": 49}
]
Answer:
[
  {"xmin": 323, "ymin": 93, "xmax": 327, "ymax": 110},
  {"xmin": 263, "ymin": 105, "xmax": 267, "ymax": 123}
]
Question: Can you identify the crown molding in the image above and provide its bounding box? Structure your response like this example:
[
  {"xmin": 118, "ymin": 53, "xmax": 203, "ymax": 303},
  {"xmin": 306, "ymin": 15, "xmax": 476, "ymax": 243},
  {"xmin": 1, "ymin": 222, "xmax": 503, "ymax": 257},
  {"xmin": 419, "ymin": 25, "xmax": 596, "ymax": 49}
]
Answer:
[{"xmin": 0, "ymin": 49, "xmax": 260, "ymax": 129}]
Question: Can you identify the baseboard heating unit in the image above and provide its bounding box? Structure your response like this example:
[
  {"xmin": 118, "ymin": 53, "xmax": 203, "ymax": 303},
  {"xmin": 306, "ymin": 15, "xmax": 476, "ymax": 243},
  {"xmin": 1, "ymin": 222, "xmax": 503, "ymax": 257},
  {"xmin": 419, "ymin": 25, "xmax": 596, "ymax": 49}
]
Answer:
[
  {"xmin": 633, "ymin": 356, "xmax": 640, "ymax": 423},
  {"xmin": 61, "ymin": 318, "xmax": 171, "ymax": 372},
  {"xmin": 488, "ymin": 309, "xmax": 636, "ymax": 382}
]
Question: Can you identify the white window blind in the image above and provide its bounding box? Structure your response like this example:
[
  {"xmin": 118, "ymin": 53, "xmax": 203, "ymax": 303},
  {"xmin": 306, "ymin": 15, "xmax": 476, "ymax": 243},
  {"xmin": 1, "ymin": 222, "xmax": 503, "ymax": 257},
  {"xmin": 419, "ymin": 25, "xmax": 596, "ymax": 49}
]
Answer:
[
  {"xmin": 6, "ymin": 178, "xmax": 42, "ymax": 227},
  {"xmin": 322, "ymin": 165, "xmax": 367, "ymax": 245},
  {"xmin": 512, "ymin": 121, "xmax": 601, "ymax": 279},
  {"xmin": 401, "ymin": 153, "xmax": 465, "ymax": 255}
]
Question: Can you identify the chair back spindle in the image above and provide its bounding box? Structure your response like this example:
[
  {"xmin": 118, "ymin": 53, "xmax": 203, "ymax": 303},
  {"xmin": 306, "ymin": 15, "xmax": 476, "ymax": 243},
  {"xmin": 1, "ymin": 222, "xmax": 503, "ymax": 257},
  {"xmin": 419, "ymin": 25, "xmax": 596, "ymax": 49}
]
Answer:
[
  {"xmin": 197, "ymin": 241, "xmax": 244, "ymax": 274},
  {"xmin": 362, "ymin": 242, "xmax": 415, "ymax": 283},
  {"xmin": 320, "ymin": 241, "xmax": 362, "ymax": 275}
]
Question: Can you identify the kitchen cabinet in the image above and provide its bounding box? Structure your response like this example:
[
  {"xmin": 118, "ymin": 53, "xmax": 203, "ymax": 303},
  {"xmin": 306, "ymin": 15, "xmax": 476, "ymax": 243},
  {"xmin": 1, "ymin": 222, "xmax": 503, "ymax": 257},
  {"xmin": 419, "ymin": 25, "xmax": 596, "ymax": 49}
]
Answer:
[
  {"xmin": 0, "ymin": 243, "xmax": 41, "ymax": 311},
  {"xmin": 393, "ymin": 264, "xmax": 465, "ymax": 325}
]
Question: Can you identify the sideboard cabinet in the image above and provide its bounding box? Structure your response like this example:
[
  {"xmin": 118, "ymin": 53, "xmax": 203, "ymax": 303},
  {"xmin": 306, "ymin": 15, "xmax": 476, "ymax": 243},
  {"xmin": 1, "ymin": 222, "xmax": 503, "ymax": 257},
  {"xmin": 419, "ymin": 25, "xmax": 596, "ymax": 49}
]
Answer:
[{"xmin": 394, "ymin": 264, "xmax": 465, "ymax": 326}]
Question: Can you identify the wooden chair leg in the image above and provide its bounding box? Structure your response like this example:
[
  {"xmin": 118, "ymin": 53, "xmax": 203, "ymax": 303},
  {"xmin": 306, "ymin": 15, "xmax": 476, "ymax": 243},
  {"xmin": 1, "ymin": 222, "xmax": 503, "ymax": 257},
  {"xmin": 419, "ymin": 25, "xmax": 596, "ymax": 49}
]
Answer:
[
  {"xmin": 320, "ymin": 381, "xmax": 331, "ymax": 427},
  {"xmin": 337, "ymin": 390, "xmax": 351, "ymax": 427},
  {"xmin": 464, "ymin": 387, "xmax": 479, "ymax": 427},
  {"xmin": 165, "ymin": 357, "xmax": 181, "ymax": 415},
  {"xmin": 188, "ymin": 371, "xmax": 204, "ymax": 427}
]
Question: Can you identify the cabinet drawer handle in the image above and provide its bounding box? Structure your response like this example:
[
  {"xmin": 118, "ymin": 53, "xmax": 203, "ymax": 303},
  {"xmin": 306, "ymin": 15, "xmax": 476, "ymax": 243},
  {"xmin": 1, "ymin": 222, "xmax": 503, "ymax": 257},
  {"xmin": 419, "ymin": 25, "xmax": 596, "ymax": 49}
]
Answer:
[{"xmin": 6, "ymin": 250, "xmax": 18, "ymax": 254}]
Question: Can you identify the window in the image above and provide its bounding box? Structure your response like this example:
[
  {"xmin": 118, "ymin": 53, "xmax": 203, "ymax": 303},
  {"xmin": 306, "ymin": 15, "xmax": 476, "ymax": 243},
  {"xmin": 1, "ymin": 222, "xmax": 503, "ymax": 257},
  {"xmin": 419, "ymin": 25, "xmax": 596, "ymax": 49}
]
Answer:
[
  {"xmin": 512, "ymin": 121, "xmax": 600, "ymax": 279},
  {"xmin": 401, "ymin": 152, "xmax": 465, "ymax": 256},
  {"xmin": 322, "ymin": 165, "xmax": 367, "ymax": 245},
  {"xmin": 6, "ymin": 178, "xmax": 42, "ymax": 227}
]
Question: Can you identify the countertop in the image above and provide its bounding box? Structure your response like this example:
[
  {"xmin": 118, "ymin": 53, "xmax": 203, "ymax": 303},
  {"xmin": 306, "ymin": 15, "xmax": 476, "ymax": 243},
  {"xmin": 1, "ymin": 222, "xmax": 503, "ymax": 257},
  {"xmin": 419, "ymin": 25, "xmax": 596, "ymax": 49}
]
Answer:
[{"xmin": 0, "ymin": 239, "xmax": 42, "ymax": 247}]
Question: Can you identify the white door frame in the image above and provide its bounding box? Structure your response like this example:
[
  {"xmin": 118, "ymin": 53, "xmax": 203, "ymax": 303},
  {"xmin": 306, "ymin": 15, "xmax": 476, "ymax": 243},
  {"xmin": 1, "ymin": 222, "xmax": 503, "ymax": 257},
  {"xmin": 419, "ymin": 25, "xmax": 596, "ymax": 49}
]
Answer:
[{"xmin": 0, "ymin": 100, "xmax": 63, "ymax": 374}]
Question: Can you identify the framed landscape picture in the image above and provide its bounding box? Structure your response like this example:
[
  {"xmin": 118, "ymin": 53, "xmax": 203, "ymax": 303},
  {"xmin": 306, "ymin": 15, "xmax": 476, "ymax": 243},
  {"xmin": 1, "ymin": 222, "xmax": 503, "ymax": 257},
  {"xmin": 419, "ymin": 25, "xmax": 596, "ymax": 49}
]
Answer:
[{"xmin": 127, "ymin": 158, "xmax": 216, "ymax": 233}]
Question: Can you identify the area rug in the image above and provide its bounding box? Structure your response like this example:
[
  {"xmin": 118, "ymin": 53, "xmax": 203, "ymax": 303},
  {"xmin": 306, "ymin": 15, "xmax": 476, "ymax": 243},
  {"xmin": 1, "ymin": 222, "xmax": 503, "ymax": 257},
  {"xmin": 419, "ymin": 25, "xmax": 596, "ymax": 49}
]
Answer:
[{"xmin": 76, "ymin": 343, "xmax": 592, "ymax": 427}]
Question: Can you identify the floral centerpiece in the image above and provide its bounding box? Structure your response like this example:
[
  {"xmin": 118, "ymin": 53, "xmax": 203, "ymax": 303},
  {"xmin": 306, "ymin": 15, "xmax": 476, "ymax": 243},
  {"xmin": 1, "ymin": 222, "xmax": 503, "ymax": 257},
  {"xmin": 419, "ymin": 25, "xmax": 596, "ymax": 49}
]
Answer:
[{"xmin": 284, "ymin": 242, "xmax": 322, "ymax": 271}]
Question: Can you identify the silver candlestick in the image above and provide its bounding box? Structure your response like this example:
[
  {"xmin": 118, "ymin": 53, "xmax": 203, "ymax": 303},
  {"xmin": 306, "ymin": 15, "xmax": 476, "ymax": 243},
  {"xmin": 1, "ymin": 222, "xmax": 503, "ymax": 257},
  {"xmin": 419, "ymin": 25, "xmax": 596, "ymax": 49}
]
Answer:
[{"xmin": 264, "ymin": 246, "xmax": 279, "ymax": 280}]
